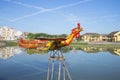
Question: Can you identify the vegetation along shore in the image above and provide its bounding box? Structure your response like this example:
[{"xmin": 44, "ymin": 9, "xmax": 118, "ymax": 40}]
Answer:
[
  {"xmin": 70, "ymin": 42, "xmax": 120, "ymax": 49},
  {"xmin": 1, "ymin": 40, "xmax": 120, "ymax": 49}
]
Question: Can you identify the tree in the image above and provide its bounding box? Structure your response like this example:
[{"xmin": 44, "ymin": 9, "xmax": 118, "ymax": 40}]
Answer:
[
  {"xmin": 27, "ymin": 33, "xmax": 35, "ymax": 39},
  {"xmin": 26, "ymin": 33, "xmax": 68, "ymax": 39}
]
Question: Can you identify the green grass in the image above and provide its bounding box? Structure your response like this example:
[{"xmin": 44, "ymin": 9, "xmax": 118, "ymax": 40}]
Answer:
[
  {"xmin": 5, "ymin": 40, "xmax": 18, "ymax": 46},
  {"xmin": 70, "ymin": 42, "xmax": 120, "ymax": 49}
]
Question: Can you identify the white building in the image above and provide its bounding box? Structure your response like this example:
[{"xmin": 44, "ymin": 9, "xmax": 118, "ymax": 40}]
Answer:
[
  {"xmin": 0, "ymin": 26, "xmax": 22, "ymax": 40},
  {"xmin": 15, "ymin": 30, "xmax": 23, "ymax": 39}
]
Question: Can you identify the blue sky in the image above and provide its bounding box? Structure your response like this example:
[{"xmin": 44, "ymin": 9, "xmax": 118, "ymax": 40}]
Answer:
[{"xmin": 0, "ymin": 0, "xmax": 120, "ymax": 34}]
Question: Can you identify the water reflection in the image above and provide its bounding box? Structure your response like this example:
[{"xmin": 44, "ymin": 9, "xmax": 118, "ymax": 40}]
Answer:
[
  {"xmin": 0, "ymin": 46, "xmax": 120, "ymax": 80},
  {"xmin": 79, "ymin": 47, "xmax": 120, "ymax": 56},
  {"xmin": 81, "ymin": 47, "xmax": 103, "ymax": 53},
  {"xmin": 0, "ymin": 46, "xmax": 23, "ymax": 59},
  {"xmin": 47, "ymin": 50, "xmax": 72, "ymax": 80},
  {"xmin": 24, "ymin": 46, "xmax": 120, "ymax": 56},
  {"xmin": 25, "ymin": 47, "xmax": 71, "ymax": 55},
  {"xmin": 0, "ymin": 46, "xmax": 120, "ymax": 60},
  {"xmin": 114, "ymin": 49, "xmax": 120, "ymax": 56}
]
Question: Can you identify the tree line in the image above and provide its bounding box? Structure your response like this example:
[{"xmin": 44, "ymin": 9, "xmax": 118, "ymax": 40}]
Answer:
[{"xmin": 27, "ymin": 33, "xmax": 68, "ymax": 39}]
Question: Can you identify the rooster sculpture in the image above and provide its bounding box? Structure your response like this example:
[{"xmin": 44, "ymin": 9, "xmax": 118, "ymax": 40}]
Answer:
[{"xmin": 18, "ymin": 23, "xmax": 83, "ymax": 51}]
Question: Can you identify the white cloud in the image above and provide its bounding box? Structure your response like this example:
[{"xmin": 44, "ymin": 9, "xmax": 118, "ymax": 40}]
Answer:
[
  {"xmin": 10, "ymin": 10, "xmax": 47, "ymax": 22},
  {"xmin": 65, "ymin": 13, "xmax": 120, "ymax": 25},
  {"xmin": 3, "ymin": 0, "xmax": 45, "ymax": 10},
  {"xmin": 13, "ymin": 1, "xmax": 45, "ymax": 10},
  {"xmin": 50, "ymin": 0, "xmax": 92, "ymax": 10},
  {"xmin": 8, "ymin": 0, "xmax": 92, "ymax": 21}
]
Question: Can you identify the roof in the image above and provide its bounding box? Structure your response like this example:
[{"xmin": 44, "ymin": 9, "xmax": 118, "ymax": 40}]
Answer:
[
  {"xmin": 108, "ymin": 31, "xmax": 119, "ymax": 37},
  {"xmin": 83, "ymin": 33, "xmax": 100, "ymax": 36},
  {"xmin": 100, "ymin": 34, "xmax": 108, "ymax": 36}
]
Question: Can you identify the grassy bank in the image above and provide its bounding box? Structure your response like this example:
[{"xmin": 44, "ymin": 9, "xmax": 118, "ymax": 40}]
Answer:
[
  {"xmin": 6, "ymin": 41, "xmax": 18, "ymax": 46},
  {"xmin": 0, "ymin": 40, "xmax": 18, "ymax": 47},
  {"xmin": 1, "ymin": 40, "xmax": 120, "ymax": 49},
  {"xmin": 70, "ymin": 42, "xmax": 120, "ymax": 49}
]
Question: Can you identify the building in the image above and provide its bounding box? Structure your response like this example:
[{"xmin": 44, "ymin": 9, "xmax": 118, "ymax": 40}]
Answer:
[
  {"xmin": 108, "ymin": 31, "xmax": 120, "ymax": 42},
  {"xmin": 99, "ymin": 34, "xmax": 108, "ymax": 42},
  {"xmin": 0, "ymin": 27, "xmax": 14, "ymax": 40},
  {"xmin": 0, "ymin": 26, "xmax": 22, "ymax": 40},
  {"xmin": 82, "ymin": 33, "xmax": 101, "ymax": 42},
  {"xmin": 15, "ymin": 30, "xmax": 23, "ymax": 39},
  {"xmin": 82, "ymin": 31, "xmax": 120, "ymax": 42}
]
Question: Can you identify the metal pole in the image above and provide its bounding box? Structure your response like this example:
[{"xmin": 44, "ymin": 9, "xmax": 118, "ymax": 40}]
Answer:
[
  {"xmin": 47, "ymin": 59, "xmax": 50, "ymax": 80},
  {"xmin": 63, "ymin": 62, "xmax": 66, "ymax": 80},
  {"xmin": 51, "ymin": 60, "xmax": 54, "ymax": 80},
  {"xmin": 58, "ymin": 60, "xmax": 61, "ymax": 80},
  {"xmin": 63, "ymin": 62, "xmax": 72, "ymax": 80}
]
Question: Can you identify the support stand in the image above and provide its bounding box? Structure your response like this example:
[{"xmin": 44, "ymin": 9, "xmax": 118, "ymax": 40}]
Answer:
[{"xmin": 47, "ymin": 50, "xmax": 72, "ymax": 80}]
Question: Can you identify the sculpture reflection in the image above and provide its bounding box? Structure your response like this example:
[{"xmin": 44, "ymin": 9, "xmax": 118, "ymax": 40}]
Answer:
[
  {"xmin": 47, "ymin": 50, "xmax": 72, "ymax": 80},
  {"xmin": 24, "ymin": 47, "xmax": 120, "ymax": 56},
  {"xmin": 25, "ymin": 47, "xmax": 71, "ymax": 55}
]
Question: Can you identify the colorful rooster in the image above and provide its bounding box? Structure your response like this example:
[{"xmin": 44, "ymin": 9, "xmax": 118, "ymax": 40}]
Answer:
[{"xmin": 18, "ymin": 23, "xmax": 83, "ymax": 51}]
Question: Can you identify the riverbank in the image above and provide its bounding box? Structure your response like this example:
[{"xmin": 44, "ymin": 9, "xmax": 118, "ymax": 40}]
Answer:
[
  {"xmin": 1, "ymin": 40, "xmax": 120, "ymax": 49},
  {"xmin": 70, "ymin": 42, "xmax": 120, "ymax": 49},
  {"xmin": 0, "ymin": 40, "xmax": 18, "ymax": 47}
]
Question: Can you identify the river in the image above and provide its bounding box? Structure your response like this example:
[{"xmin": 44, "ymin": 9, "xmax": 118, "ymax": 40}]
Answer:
[{"xmin": 0, "ymin": 46, "xmax": 120, "ymax": 80}]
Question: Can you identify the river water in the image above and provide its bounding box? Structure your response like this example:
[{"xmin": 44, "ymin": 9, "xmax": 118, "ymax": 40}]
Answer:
[{"xmin": 0, "ymin": 46, "xmax": 120, "ymax": 80}]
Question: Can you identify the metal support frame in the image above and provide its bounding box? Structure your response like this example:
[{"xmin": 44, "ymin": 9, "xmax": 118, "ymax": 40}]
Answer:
[{"xmin": 47, "ymin": 50, "xmax": 72, "ymax": 80}]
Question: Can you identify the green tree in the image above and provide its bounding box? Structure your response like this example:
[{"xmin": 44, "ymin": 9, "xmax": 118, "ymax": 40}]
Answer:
[
  {"xmin": 27, "ymin": 33, "xmax": 35, "ymax": 39},
  {"xmin": 27, "ymin": 32, "xmax": 68, "ymax": 39}
]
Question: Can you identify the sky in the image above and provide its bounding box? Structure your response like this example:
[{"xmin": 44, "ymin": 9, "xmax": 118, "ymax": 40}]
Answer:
[{"xmin": 0, "ymin": 0, "xmax": 120, "ymax": 35}]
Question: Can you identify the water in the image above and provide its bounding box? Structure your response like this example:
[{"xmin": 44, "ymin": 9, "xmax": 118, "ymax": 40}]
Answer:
[{"xmin": 0, "ymin": 46, "xmax": 120, "ymax": 80}]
